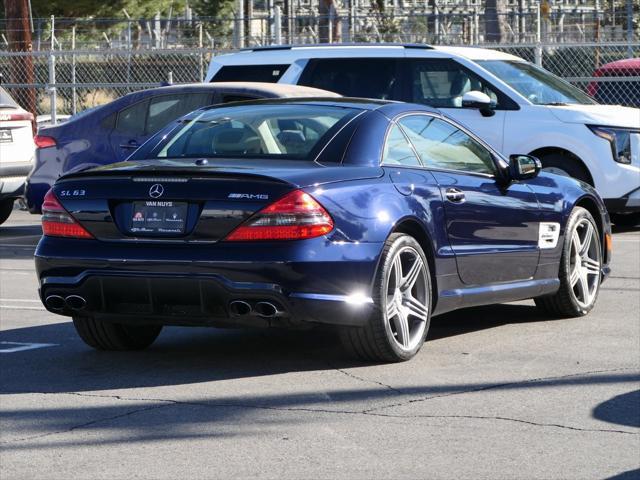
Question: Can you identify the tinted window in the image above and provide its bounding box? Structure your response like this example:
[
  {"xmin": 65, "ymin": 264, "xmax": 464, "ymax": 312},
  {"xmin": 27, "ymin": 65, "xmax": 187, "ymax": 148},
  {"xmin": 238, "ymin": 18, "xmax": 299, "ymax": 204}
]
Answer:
[
  {"xmin": 410, "ymin": 59, "xmax": 501, "ymax": 109},
  {"xmin": 116, "ymin": 93, "xmax": 212, "ymax": 136},
  {"xmin": 142, "ymin": 104, "xmax": 359, "ymax": 161},
  {"xmin": 212, "ymin": 65, "xmax": 289, "ymax": 83},
  {"xmin": 300, "ymin": 58, "xmax": 398, "ymax": 99},
  {"xmin": 146, "ymin": 93, "xmax": 211, "ymax": 134},
  {"xmin": 220, "ymin": 94, "xmax": 260, "ymax": 103},
  {"xmin": 382, "ymin": 124, "xmax": 421, "ymax": 166},
  {"xmin": 399, "ymin": 115, "xmax": 496, "ymax": 175},
  {"xmin": 116, "ymin": 100, "xmax": 148, "ymax": 135}
]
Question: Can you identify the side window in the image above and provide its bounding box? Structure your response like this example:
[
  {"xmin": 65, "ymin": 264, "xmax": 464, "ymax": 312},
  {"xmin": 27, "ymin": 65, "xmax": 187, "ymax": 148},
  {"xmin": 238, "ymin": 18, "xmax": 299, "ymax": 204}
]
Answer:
[
  {"xmin": 398, "ymin": 115, "xmax": 496, "ymax": 175},
  {"xmin": 410, "ymin": 59, "xmax": 499, "ymax": 109},
  {"xmin": 115, "ymin": 100, "xmax": 148, "ymax": 135},
  {"xmin": 299, "ymin": 58, "xmax": 398, "ymax": 99},
  {"xmin": 212, "ymin": 65, "xmax": 289, "ymax": 83},
  {"xmin": 220, "ymin": 94, "xmax": 259, "ymax": 103},
  {"xmin": 146, "ymin": 93, "xmax": 211, "ymax": 135},
  {"xmin": 382, "ymin": 124, "xmax": 421, "ymax": 167}
]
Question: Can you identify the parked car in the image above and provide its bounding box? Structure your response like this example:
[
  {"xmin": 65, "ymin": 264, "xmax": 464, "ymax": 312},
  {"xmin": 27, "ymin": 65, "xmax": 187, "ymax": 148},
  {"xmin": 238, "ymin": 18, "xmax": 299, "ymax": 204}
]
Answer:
[
  {"xmin": 25, "ymin": 82, "xmax": 339, "ymax": 214},
  {"xmin": 588, "ymin": 58, "xmax": 640, "ymax": 108},
  {"xmin": 0, "ymin": 86, "xmax": 36, "ymax": 225},
  {"xmin": 36, "ymin": 99, "xmax": 611, "ymax": 361},
  {"xmin": 205, "ymin": 44, "xmax": 640, "ymax": 226}
]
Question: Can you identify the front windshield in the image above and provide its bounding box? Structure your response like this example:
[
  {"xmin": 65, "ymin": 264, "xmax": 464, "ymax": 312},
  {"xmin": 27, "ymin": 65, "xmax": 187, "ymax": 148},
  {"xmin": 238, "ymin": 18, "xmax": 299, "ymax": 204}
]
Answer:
[
  {"xmin": 479, "ymin": 60, "xmax": 596, "ymax": 105},
  {"xmin": 141, "ymin": 103, "xmax": 359, "ymax": 161}
]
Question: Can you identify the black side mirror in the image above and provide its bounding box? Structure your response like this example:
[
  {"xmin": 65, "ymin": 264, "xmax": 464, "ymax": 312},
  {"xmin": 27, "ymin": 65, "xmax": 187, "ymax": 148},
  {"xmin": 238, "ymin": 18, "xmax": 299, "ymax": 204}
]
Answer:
[{"xmin": 509, "ymin": 154, "xmax": 542, "ymax": 180}]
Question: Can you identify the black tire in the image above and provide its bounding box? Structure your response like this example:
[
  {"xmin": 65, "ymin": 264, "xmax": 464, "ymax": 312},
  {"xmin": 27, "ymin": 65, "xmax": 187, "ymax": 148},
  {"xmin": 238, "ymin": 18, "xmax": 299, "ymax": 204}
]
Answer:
[
  {"xmin": 0, "ymin": 199, "xmax": 14, "ymax": 225},
  {"xmin": 611, "ymin": 213, "xmax": 640, "ymax": 227},
  {"xmin": 339, "ymin": 233, "xmax": 432, "ymax": 362},
  {"xmin": 72, "ymin": 316, "xmax": 162, "ymax": 351},
  {"xmin": 535, "ymin": 207, "xmax": 602, "ymax": 317},
  {"xmin": 539, "ymin": 153, "xmax": 592, "ymax": 185}
]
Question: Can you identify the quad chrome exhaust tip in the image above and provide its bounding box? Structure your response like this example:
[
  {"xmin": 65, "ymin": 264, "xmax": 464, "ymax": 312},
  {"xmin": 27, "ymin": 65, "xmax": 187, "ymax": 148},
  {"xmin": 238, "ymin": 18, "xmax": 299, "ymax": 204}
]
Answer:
[
  {"xmin": 44, "ymin": 294, "xmax": 87, "ymax": 311},
  {"xmin": 45, "ymin": 295, "xmax": 66, "ymax": 310},
  {"xmin": 65, "ymin": 295, "xmax": 87, "ymax": 310},
  {"xmin": 228, "ymin": 300, "xmax": 252, "ymax": 317},
  {"xmin": 254, "ymin": 302, "xmax": 279, "ymax": 318},
  {"xmin": 228, "ymin": 300, "xmax": 282, "ymax": 318}
]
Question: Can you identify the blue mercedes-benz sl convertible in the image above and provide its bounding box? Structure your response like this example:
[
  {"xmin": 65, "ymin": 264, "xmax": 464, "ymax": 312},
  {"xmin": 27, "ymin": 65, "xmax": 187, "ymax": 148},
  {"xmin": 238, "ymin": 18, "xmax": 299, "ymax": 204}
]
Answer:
[{"xmin": 35, "ymin": 99, "xmax": 612, "ymax": 362}]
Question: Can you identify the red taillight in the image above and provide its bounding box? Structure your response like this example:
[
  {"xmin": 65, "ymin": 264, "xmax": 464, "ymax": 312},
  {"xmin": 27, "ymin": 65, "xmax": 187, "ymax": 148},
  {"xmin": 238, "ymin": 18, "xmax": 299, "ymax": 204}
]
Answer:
[
  {"xmin": 41, "ymin": 189, "xmax": 93, "ymax": 239},
  {"xmin": 224, "ymin": 189, "xmax": 334, "ymax": 241},
  {"xmin": 34, "ymin": 135, "xmax": 57, "ymax": 149}
]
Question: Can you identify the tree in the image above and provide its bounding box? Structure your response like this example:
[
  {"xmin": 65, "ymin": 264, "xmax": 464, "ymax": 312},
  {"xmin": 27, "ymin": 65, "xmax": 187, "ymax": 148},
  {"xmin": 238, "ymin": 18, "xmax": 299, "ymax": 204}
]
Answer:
[
  {"xmin": 27, "ymin": 0, "xmax": 185, "ymax": 18},
  {"xmin": 3, "ymin": 0, "xmax": 36, "ymax": 118},
  {"xmin": 484, "ymin": 0, "xmax": 508, "ymax": 43}
]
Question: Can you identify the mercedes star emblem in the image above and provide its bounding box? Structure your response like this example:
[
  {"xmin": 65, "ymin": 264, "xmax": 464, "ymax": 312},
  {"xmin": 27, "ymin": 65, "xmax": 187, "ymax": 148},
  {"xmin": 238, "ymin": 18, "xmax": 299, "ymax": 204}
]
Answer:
[{"xmin": 149, "ymin": 184, "xmax": 164, "ymax": 198}]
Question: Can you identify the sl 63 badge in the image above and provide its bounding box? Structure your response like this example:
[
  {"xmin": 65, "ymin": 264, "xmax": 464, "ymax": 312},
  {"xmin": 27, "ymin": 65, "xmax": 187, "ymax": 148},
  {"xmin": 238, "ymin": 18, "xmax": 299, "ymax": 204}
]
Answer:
[{"xmin": 59, "ymin": 189, "xmax": 86, "ymax": 197}]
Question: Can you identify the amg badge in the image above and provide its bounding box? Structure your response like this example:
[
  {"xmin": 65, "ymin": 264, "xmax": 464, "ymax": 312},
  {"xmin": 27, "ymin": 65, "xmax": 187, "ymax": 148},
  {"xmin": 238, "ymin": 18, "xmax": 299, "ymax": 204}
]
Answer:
[{"xmin": 228, "ymin": 193, "xmax": 269, "ymax": 200}]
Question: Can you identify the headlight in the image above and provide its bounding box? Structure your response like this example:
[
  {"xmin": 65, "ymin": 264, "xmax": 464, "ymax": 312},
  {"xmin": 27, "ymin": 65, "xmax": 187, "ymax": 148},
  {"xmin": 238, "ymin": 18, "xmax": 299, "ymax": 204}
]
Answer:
[{"xmin": 588, "ymin": 125, "xmax": 633, "ymax": 165}]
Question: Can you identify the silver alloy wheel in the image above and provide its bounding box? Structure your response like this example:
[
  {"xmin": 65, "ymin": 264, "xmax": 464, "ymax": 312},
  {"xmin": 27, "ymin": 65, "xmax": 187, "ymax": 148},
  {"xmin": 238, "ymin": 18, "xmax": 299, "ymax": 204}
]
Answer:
[
  {"xmin": 569, "ymin": 218, "xmax": 601, "ymax": 308},
  {"xmin": 542, "ymin": 166, "xmax": 571, "ymax": 177},
  {"xmin": 384, "ymin": 245, "xmax": 429, "ymax": 351}
]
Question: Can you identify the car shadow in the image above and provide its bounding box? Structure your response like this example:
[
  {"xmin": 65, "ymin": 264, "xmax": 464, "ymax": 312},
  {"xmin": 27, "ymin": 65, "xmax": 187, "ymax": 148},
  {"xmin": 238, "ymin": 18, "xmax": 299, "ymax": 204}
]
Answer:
[
  {"xmin": 0, "ymin": 302, "xmax": 593, "ymax": 394},
  {"xmin": 429, "ymin": 302, "xmax": 551, "ymax": 341}
]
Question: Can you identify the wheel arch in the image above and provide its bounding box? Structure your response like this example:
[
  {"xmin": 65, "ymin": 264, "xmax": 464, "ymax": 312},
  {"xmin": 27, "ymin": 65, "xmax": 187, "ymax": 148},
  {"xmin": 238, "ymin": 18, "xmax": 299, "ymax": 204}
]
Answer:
[
  {"xmin": 387, "ymin": 217, "xmax": 439, "ymax": 309},
  {"xmin": 529, "ymin": 147, "xmax": 594, "ymax": 186},
  {"xmin": 574, "ymin": 194, "xmax": 607, "ymax": 263}
]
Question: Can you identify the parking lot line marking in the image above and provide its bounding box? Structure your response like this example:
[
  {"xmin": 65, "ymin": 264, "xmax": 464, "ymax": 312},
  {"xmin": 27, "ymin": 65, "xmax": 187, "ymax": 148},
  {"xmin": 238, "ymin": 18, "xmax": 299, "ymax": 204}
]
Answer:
[
  {"xmin": 0, "ymin": 305, "xmax": 45, "ymax": 311},
  {"xmin": 0, "ymin": 341, "xmax": 58, "ymax": 353},
  {"xmin": 1, "ymin": 299, "xmax": 41, "ymax": 303}
]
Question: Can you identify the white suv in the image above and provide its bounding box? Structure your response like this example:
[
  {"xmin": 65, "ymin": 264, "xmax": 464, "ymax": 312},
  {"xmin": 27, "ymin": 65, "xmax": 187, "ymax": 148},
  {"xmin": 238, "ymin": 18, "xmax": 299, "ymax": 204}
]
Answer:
[
  {"xmin": 0, "ymin": 86, "xmax": 36, "ymax": 225},
  {"xmin": 206, "ymin": 44, "xmax": 640, "ymax": 225}
]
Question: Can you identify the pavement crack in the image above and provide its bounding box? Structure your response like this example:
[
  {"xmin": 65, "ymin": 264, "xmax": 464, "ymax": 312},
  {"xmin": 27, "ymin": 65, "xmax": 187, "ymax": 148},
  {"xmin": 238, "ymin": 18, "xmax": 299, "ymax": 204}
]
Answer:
[
  {"xmin": 361, "ymin": 412, "xmax": 639, "ymax": 435},
  {"xmin": 361, "ymin": 366, "xmax": 639, "ymax": 414},
  {"xmin": 2, "ymin": 403, "xmax": 174, "ymax": 444},
  {"xmin": 2, "ymin": 366, "xmax": 638, "ymax": 442},
  {"xmin": 327, "ymin": 363, "xmax": 404, "ymax": 395}
]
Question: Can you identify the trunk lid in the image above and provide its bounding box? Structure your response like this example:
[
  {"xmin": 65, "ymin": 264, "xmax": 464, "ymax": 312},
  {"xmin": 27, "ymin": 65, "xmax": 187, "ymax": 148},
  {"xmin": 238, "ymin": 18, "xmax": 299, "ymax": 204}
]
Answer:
[{"xmin": 54, "ymin": 159, "xmax": 382, "ymax": 242}]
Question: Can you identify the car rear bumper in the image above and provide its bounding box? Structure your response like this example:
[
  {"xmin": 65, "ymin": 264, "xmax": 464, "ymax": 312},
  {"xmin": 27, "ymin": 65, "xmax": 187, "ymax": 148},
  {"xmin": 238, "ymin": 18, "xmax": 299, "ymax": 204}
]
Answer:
[{"xmin": 35, "ymin": 237, "xmax": 382, "ymax": 328}]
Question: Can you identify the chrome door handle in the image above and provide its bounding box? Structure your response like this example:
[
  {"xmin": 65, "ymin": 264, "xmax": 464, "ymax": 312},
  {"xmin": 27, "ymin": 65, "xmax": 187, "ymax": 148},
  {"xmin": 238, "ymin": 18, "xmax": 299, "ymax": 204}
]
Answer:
[{"xmin": 445, "ymin": 188, "xmax": 466, "ymax": 203}]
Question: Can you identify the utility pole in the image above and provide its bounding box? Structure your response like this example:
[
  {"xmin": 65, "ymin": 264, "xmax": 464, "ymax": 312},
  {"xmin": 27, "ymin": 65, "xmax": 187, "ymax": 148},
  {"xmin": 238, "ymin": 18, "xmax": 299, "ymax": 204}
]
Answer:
[{"xmin": 3, "ymin": 0, "xmax": 36, "ymax": 119}]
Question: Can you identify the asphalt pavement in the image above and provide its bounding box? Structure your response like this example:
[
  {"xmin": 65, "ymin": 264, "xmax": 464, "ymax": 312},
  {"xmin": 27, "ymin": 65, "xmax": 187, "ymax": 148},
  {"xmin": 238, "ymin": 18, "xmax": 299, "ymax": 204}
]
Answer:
[{"xmin": 1, "ymin": 209, "xmax": 639, "ymax": 479}]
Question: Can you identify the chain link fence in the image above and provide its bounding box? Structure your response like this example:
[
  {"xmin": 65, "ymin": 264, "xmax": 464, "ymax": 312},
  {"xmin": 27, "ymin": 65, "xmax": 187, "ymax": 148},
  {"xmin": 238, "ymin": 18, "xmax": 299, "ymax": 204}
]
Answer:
[{"xmin": 0, "ymin": 15, "xmax": 638, "ymax": 116}]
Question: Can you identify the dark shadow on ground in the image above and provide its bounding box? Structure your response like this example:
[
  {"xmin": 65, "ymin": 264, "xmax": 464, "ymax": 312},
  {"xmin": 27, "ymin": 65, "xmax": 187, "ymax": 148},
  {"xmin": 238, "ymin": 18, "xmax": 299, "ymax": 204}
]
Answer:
[
  {"xmin": 606, "ymin": 469, "xmax": 640, "ymax": 480},
  {"xmin": 593, "ymin": 390, "xmax": 640, "ymax": 428},
  {"xmin": 0, "ymin": 302, "xmax": 636, "ymax": 394},
  {"xmin": 429, "ymin": 302, "xmax": 551, "ymax": 341}
]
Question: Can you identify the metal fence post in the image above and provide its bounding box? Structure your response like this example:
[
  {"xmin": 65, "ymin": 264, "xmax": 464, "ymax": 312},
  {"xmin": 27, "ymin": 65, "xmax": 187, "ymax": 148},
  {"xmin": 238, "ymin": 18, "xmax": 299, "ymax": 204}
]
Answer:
[
  {"xmin": 534, "ymin": 4, "xmax": 542, "ymax": 66},
  {"xmin": 127, "ymin": 19, "xmax": 132, "ymax": 90},
  {"xmin": 198, "ymin": 23, "xmax": 204, "ymax": 82},
  {"xmin": 49, "ymin": 15, "xmax": 57, "ymax": 124},
  {"xmin": 627, "ymin": 0, "xmax": 633, "ymax": 58},
  {"xmin": 274, "ymin": 6, "xmax": 282, "ymax": 45},
  {"xmin": 236, "ymin": 0, "xmax": 245, "ymax": 49},
  {"xmin": 71, "ymin": 26, "xmax": 77, "ymax": 116}
]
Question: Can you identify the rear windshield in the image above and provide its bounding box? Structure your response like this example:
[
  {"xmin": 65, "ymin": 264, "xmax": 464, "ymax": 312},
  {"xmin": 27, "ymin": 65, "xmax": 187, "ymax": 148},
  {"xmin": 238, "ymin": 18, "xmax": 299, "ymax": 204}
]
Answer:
[
  {"xmin": 0, "ymin": 86, "xmax": 19, "ymax": 108},
  {"xmin": 138, "ymin": 103, "xmax": 360, "ymax": 161},
  {"xmin": 211, "ymin": 64, "xmax": 290, "ymax": 83}
]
